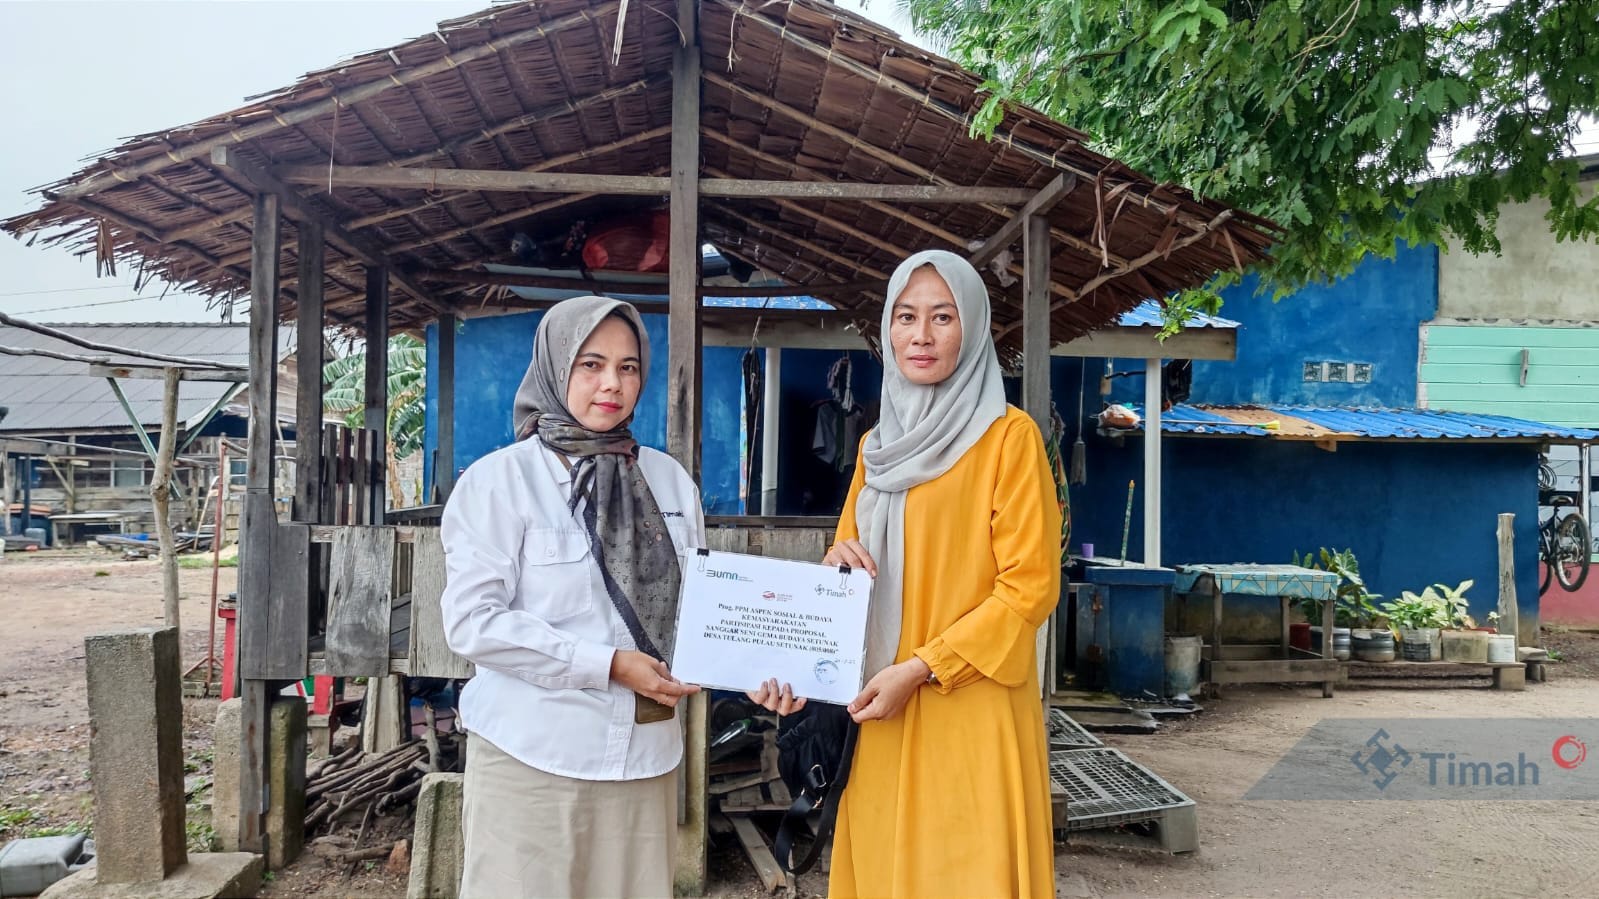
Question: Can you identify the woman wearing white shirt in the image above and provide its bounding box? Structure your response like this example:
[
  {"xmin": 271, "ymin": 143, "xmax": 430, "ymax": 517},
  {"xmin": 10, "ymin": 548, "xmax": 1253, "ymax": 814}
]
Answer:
[{"xmin": 441, "ymin": 296, "xmax": 704, "ymax": 898}]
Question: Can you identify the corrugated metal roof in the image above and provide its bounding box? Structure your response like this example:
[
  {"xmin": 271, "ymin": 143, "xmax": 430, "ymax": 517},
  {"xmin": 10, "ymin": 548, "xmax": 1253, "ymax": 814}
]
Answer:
[
  {"xmin": 1133, "ymin": 403, "xmax": 1598, "ymax": 442},
  {"xmin": 0, "ymin": 322, "xmax": 296, "ymax": 434},
  {"xmin": 1117, "ymin": 301, "xmax": 1237, "ymax": 330}
]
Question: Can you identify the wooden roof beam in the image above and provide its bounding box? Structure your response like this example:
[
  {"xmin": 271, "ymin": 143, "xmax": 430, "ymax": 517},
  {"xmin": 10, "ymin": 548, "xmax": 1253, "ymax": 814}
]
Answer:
[
  {"xmin": 994, "ymin": 210, "xmax": 1236, "ymax": 341},
  {"xmin": 50, "ymin": 0, "xmax": 625, "ymax": 202},
  {"xmin": 274, "ymin": 164, "xmax": 1037, "ymax": 204},
  {"xmin": 343, "ymin": 125, "xmax": 676, "ymax": 231},
  {"xmin": 409, "ymin": 267, "xmax": 883, "ymax": 299},
  {"xmin": 211, "ymin": 146, "xmax": 456, "ymax": 316},
  {"xmin": 969, "ymin": 173, "xmax": 1078, "ymax": 268}
]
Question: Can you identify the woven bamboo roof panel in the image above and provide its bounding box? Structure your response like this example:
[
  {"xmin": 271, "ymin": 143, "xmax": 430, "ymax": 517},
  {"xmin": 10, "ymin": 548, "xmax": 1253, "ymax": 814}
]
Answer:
[{"xmin": 4, "ymin": 0, "xmax": 1278, "ymax": 347}]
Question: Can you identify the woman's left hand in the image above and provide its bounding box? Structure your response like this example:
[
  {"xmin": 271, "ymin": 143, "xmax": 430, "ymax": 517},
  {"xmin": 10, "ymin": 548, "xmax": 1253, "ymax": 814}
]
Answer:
[{"xmin": 847, "ymin": 657, "xmax": 932, "ymax": 723}]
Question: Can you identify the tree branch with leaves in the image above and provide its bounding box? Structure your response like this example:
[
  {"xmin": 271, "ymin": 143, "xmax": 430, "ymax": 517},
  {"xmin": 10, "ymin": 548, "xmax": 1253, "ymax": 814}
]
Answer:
[{"xmin": 905, "ymin": 0, "xmax": 1599, "ymax": 325}]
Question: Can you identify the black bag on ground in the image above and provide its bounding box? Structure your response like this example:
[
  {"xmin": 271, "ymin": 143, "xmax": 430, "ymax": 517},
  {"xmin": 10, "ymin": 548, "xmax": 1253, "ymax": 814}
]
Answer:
[{"xmin": 773, "ymin": 703, "xmax": 859, "ymax": 875}]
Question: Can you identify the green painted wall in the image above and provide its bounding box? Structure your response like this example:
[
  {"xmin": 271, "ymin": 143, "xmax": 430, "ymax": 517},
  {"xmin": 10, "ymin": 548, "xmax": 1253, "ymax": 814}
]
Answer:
[{"xmin": 1420, "ymin": 324, "xmax": 1599, "ymax": 427}]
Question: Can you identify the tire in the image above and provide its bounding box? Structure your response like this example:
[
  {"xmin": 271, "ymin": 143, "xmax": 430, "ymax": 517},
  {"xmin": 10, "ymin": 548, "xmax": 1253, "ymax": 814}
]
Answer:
[{"xmin": 1555, "ymin": 514, "xmax": 1592, "ymax": 592}]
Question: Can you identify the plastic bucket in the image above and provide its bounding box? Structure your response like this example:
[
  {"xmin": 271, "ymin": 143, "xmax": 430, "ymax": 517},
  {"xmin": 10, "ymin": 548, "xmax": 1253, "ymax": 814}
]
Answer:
[
  {"xmin": 1164, "ymin": 635, "xmax": 1203, "ymax": 697},
  {"xmin": 1332, "ymin": 627, "xmax": 1352, "ymax": 661},
  {"xmin": 1352, "ymin": 629, "xmax": 1396, "ymax": 662},
  {"xmin": 1487, "ymin": 635, "xmax": 1516, "ymax": 664},
  {"xmin": 1400, "ymin": 628, "xmax": 1439, "ymax": 662}
]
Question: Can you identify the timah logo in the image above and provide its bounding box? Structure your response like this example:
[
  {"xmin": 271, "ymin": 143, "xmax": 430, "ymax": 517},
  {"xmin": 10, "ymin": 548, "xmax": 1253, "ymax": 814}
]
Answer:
[
  {"xmin": 706, "ymin": 569, "xmax": 752, "ymax": 583},
  {"xmin": 814, "ymin": 584, "xmax": 850, "ymax": 598},
  {"xmin": 1351, "ymin": 728, "xmax": 1413, "ymax": 791}
]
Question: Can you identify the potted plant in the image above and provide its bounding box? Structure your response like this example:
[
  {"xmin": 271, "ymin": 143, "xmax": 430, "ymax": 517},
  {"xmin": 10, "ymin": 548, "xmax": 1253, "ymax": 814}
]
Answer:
[
  {"xmin": 1432, "ymin": 580, "xmax": 1489, "ymax": 662},
  {"xmin": 1382, "ymin": 590, "xmax": 1449, "ymax": 661},
  {"xmin": 1293, "ymin": 548, "xmax": 1383, "ymax": 660}
]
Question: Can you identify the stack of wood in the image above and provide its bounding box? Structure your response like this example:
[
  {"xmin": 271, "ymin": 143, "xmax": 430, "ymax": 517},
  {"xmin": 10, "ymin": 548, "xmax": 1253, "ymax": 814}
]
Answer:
[
  {"xmin": 304, "ymin": 726, "xmax": 463, "ymax": 837},
  {"xmin": 709, "ymin": 716, "xmax": 798, "ymax": 894}
]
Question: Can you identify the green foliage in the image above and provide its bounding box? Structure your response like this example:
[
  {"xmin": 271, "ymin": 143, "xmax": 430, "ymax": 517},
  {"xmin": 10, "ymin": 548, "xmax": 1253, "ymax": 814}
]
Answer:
[
  {"xmin": 1292, "ymin": 547, "xmax": 1384, "ymax": 627},
  {"xmin": 1382, "ymin": 579, "xmax": 1473, "ymax": 629},
  {"xmin": 323, "ymin": 334, "xmax": 427, "ymax": 460},
  {"xmin": 178, "ymin": 555, "xmax": 237, "ymax": 569},
  {"xmin": 186, "ymin": 818, "xmax": 219, "ymax": 853},
  {"xmin": 905, "ymin": 0, "xmax": 1599, "ymax": 324},
  {"xmin": 1382, "ymin": 591, "xmax": 1449, "ymax": 630},
  {"xmin": 0, "ymin": 805, "xmax": 38, "ymax": 834}
]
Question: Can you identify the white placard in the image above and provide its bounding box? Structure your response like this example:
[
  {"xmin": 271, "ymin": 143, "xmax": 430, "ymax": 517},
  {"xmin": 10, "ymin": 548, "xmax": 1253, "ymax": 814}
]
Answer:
[{"xmin": 671, "ymin": 549, "xmax": 873, "ymax": 705}]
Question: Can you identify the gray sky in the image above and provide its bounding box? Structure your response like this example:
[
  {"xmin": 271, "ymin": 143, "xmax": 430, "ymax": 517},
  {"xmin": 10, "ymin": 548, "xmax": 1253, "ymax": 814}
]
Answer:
[{"xmin": 0, "ymin": 0, "xmax": 915, "ymax": 324}]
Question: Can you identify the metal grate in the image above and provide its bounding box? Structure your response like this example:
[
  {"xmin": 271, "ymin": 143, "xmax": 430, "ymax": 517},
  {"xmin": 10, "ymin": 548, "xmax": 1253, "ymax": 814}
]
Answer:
[
  {"xmin": 1047, "ymin": 709, "xmax": 1103, "ymax": 750},
  {"xmin": 1050, "ymin": 748, "xmax": 1195, "ymax": 832}
]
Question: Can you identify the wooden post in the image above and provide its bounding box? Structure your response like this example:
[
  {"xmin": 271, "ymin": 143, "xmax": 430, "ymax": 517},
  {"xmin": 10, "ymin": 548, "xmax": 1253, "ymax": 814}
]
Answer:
[
  {"xmin": 1021, "ymin": 214, "xmax": 1052, "ymax": 696},
  {"xmin": 1020, "ymin": 215, "xmax": 1052, "ymax": 432},
  {"xmin": 0, "ymin": 440, "xmax": 12, "ymax": 535},
  {"xmin": 293, "ymin": 222, "xmax": 325, "ymax": 523},
  {"xmin": 364, "ymin": 268, "xmax": 389, "ymax": 521},
  {"xmin": 151, "ymin": 366, "xmax": 182, "ymax": 633},
  {"xmin": 1144, "ymin": 358, "xmax": 1162, "ymax": 566},
  {"xmin": 239, "ymin": 191, "xmax": 281, "ymax": 854},
  {"xmin": 1497, "ymin": 513, "xmax": 1519, "ymax": 644},
  {"xmin": 670, "ymin": 0, "xmax": 707, "ymax": 893},
  {"xmin": 760, "ymin": 349, "xmax": 780, "ymax": 516},
  {"xmin": 436, "ymin": 313, "xmax": 457, "ymax": 502}
]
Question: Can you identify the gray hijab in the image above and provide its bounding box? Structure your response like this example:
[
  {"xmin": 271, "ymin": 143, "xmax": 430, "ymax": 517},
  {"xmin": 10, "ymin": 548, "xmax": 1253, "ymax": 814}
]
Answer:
[
  {"xmin": 857, "ymin": 251, "xmax": 1008, "ymax": 675},
  {"xmin": 512, "ymin": 296, "xmax": 681, "ymax": 665}
]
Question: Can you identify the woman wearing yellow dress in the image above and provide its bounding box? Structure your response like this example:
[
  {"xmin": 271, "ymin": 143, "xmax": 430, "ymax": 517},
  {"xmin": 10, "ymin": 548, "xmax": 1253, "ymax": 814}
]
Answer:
[{"xmin": 752, "ymin": 249, "xmax": 1062, "ymax": 897}]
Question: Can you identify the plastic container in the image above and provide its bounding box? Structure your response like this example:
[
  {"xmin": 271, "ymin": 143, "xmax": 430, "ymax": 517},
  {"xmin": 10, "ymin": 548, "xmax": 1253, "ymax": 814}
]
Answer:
[
  {"xmin": 0, "ymin": 833, "xmax": 91, "ymax": 897},
  {"xmin": 1163, "ymin": 635, "xmax": 1202, "ymax": 697},
  {"xmin": 1289, "ymin": 622, "xmax": 1312, "ymax": 651},
  {"xmin": 1400, "ymin": 627, "xmax": 1440, "ymax": 662},
  {"xmin": 1441, "ymin": 629, "xmax": 1490, "ymax": 663},
  {"xmin": 1352, "ymin": 629, "xmax": 1396, "ymax": 662},
  {"xmin": 1487, "ymin": 634, "xmax": 1517, "ymax": 664}
]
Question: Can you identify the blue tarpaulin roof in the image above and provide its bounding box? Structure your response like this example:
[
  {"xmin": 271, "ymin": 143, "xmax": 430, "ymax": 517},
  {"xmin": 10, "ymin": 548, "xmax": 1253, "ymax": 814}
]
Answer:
[
  {"xmin": 1132, "ymin": 404, "xmax": 1598, "ymax": 443},
  {"xmin": 1117, "ymin": 301, "xmax": 1238, "ymax": 330}
]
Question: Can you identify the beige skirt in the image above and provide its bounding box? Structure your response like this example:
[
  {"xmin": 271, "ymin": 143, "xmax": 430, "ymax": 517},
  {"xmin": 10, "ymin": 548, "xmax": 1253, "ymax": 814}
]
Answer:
[{"xmin": 460, "ymin": 733, "xmax": 677, "ymax": 899}]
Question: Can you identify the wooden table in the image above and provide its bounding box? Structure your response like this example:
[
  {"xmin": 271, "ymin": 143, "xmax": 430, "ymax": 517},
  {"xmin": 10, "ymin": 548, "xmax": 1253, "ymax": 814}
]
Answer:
[{"xmin": 1173, "ymin": 563, "xmax": 1341, "ymax": 698}]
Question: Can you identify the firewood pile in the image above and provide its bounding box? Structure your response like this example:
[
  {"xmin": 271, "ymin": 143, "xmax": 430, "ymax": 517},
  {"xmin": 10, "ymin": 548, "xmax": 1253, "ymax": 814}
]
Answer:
[{"xmin": 304, "ymin": 725, "xmax": 463, "ymax": 837}]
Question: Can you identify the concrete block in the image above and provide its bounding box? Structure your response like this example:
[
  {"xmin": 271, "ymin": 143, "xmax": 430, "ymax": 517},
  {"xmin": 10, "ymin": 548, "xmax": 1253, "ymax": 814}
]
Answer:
[
  {"xmin": 40, "ymin": 852, "xmax": 262, "ymax": 899},
  {"xmin": 266, "ymin": 698, "xmax": 308, "ymax": 869},
  {"xmin": 211, "ymin": 699, "xmax": 242, "ymax": 853},
  {"xmin": 406, "ymin": 773, "xmax": 464, "ymax": 899},
  {"xmin": 84, "ymin": 627, "xmax": 187, "ymax": 883}
]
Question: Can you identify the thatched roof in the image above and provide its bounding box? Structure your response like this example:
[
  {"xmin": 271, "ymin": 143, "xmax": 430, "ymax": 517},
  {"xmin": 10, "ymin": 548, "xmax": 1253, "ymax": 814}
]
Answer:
[{"xmin": 3, "ymin": 0, "xmax": 1278, "ymax": 348}]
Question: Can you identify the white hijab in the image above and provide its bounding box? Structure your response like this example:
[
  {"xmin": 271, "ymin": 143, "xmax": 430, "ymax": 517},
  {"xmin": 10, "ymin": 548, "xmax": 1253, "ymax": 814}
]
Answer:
[{"xmin": 857, "ymin": 250, "xmax": 1007, "ymax": 675}]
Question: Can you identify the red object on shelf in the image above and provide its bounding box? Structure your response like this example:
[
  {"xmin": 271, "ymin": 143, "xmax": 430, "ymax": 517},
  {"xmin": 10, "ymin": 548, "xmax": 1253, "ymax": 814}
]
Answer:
[
  {"xmin": 1289, "ymin": 622, "xmax": 1312, "ymax": 651},
  {"xmin": 581, "ymin": 210, "xmax": 670, "ymax": 273},
  {"xmin": 218, "ymin": 606, "xmax": 238, "ymax": 701}
]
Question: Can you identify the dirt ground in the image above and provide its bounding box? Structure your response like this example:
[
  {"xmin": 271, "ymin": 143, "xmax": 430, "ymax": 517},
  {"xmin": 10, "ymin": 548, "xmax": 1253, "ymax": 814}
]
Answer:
[{"xmin": 4, "ymin": 549, "xmax": 1599, "ymax": 898}]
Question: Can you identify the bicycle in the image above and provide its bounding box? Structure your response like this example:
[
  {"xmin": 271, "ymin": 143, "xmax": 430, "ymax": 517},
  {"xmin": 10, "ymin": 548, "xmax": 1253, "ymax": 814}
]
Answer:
[{"xmin": 1538, "ymin": 456, "xmax": 1591, "ymax": 594}]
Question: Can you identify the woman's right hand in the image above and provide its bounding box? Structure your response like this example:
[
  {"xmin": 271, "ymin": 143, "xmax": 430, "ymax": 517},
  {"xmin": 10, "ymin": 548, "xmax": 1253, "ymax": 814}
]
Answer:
[
  {"xmin": 747, "ymin": 678, "xmax": 807, "ymax": 716},
  {"xmin": 610, "ymin": 650, "xmax": 699, "ymax": 708},
  {"xmin": 824, "ymin": 538, "xmax": 877, "ymax": 577}
]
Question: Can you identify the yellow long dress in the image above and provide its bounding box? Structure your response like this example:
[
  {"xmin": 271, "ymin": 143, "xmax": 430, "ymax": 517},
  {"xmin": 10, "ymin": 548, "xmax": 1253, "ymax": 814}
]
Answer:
[{"xmin": 829, "ymin": 406, "xmax": 1062, "ymax": 899}]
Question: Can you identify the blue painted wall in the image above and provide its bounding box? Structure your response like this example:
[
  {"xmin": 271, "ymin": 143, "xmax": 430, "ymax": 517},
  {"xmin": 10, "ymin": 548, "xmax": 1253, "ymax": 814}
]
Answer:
[
  {"xmin": 1053, "ymin": 355, "xmax": 1540, "ymax": 627},
  {"xmin": 1090, "ymin": 244, "xmax": 1439, "ymax": 411},
  {"xmin": 1199, "ymin": 243, "xmax": 1437, "ymax": 407},
  {"xmin": 423, "ymin": 311, "xmax": 749, "ymax": 514}
]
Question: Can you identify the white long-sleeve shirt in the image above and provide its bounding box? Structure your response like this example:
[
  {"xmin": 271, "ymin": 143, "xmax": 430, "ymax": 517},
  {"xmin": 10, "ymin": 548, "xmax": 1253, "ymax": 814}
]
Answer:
[{"xmin": 440, "ymin": 438, "xmax": 705, "ymax": 781}]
